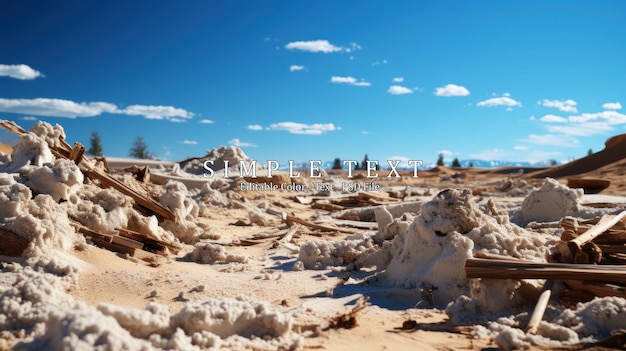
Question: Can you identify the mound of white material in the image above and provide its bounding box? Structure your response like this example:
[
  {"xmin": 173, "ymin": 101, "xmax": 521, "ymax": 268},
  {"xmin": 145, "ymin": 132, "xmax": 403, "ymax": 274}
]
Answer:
[
  {"xmin": 298, "ymin": 234, "xmax": 377, "ymax": 270},
  {"xmin": 514, "ymin": 178, "xmax": 606, "ymax": 225},
  {"xmin": 19, "ymin": 159, "xmax": 84, "ymax": 202},
  {"xmin": 3, "ymin": 265, "xmax": 299, "ymax": 351},
  {"xmin": 470, "ymin": 296, "xmax": 626, "ymax": 349},
  {"xmin": 0, "ymin": 174, "xmax": 85, "ymax": 261},
  {"xmin": 0, "ymin": 133, "xmax": 54, "ymax": 173},
  {"xmin": 191, "ymin": 242, "xmax": 248, "ymax": 264},
  {"xmin": 180, "ymin": 145, "xmax": 256, "ymax": 176},
  {"xmin": 377, "ymin": 188, "xmax": 555, "ymax": 309}
]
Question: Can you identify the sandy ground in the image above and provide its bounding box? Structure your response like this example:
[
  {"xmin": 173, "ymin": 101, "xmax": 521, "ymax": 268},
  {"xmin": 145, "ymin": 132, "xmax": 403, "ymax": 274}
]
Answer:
[{"xmin": 2, "ymin": 130, "xmax": 626, "ymax": 350}]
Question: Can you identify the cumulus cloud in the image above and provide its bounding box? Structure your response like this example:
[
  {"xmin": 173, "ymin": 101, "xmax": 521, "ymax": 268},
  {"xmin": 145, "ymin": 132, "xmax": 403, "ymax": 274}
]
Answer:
[
  {"xmin": 477, "ymin": 96, "xmax": 522, "ymax": 108},
  {"xmin": 267, "ymin": 122, "xmax": 340, "ymax": 135},
  {"xmin": 602, "ymin": 102, "xmax": 622, "ymax": 110},
  {"xmin": 330, "ymin": 76, "xmax": 371, "ymax": 87},
  {"xmin": 0, "ymin": 97, "xmax": 193, "ymax": 121},
  {"xmin": 290, "ymin": 65, "xmax": 305, "ymax": 72},
  {"xmin": 388, "ymin": 85, "xmax": 413, "ymax": 95},
  {"xmin": 180, "ymin": 140, "xmax": 198, "ymax": 145},
  {"xmin": 229, "ymin": 138, "xmax": 257, "ymax": 148},
  {"xmin": 392, "ymin": 77, "xmax": 404, "ymax": 83},
  {"xmin": 434, "ymin": 84, "xmax": 470, "ymax": 97},
  {"xmin": 285, "ymin": 40, "xmax": 343, "ymax": 53},
  {"xmin": 199, "ymin": 119, "xmax": 214, "ymax": 124},
  {"xmin": 0, "ymin": 64, "xmax": 44, "ymax": 80},
  {"xmin": 539, "ymin": 99, "xmax": 578, "ymax": 113},
  {"xmin": 540, "ymin": 114, "xmax": 567, "ymax": 123},
  {"xmin": 247, "ymin": 124, "xmax": 263, "ymax": 131}
]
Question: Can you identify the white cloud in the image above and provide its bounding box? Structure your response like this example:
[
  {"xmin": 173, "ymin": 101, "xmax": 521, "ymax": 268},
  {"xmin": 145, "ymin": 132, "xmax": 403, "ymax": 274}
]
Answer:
[
  {"xmin": 539, "ymin": 99, "xmax": 578, "ymax": 113},
  {"xmin": 371, "ymin": 59, "xmax": 388, "ymax": 66},
  {"xmin": 121, "ymin": 105, "xmax": 193, "ymax": 120},
  {"xmin": 0, "ymin": 97, "xmax": 193, "ymax": 121},
  {"xmin": 199, "ymin": 119, "xmax": 214, "ymax": 124},
  {"xmin": 0, "ymin": 64, "xmax": 44, "ymax": 80},
  {"xmin": 392, "ymin": 77, "xmax": 404, "ymax": 83},
  {"xmin": 388, "ymin": 85, "xmax": 413, "ymax": 95},
  {"xmin": 477, "ymin": 96, "xmax": 522, "ymax": 108},
  {"xmin": 345, "ymin": 43, "xmax": 362, "ymax": 52},
  {"xmin": 229, "ymin": 138, "xmax": 257, "ymax": 148},
  {"xmin": 284, "ymin": 40, "xmax": 343, "ymax": 53},
  {"xmin": 180, "ymin": 140, "xmax": 198, "ymax": 145},
  {"xmin": 524, "ymin": 134, "xmax": 579, "ymax": 147},
  {"xmin": 513, "ymin": 145, "xmax": 529, "ymax": 151},
  {"xmin": 434, "ymin": 84, "xmax": 470, "ymax": 97},
  {"xmin": 540, "ymin": 114, "xmax": 567, "ymax": 123},
  {"xmin": 22, "ymin": 116, "xmax": 37, "ymax": 121},
  {"xmin": 290, "ymin": 65, "xmax": 305, "ymax": 72},
  {"xmin": 330, "ymin": 76, "xmax": 371, "ymax": 87},
  {"xmin": 266, "ymin": 122, "xmax": 340, "ymax": 135},
  {"xmin": 602, "ymin": 102, "xmax": 622, "ymax": 110},
  {"xmin": 438, "ymin": 150, "xmax": 453, "ymax": 156},
  {"xmin": 568, "ymin": 110, "xmax": 626, "ymax": 124},
  {"xmin": 548, "ymin": 122, "xmax": 614, "ymax": 137},
  {"xmin": 247, "ymin": 124, "xmax": 263, "ymax": 131}
]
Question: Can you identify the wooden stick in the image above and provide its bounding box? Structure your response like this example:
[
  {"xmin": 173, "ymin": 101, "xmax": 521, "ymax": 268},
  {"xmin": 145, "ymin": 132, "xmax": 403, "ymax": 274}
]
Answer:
[
  {"xmin": 283, "ymin": 213, "xmax": 358, "ymax": 234},
  {"xmin": 526, "ymin": 280, "xmax": 553, "ymax": 334},
  {"xmin": 569, "ymin": 211, "xmax": 626, "ymax": 250},
  {"xmin": 563, "ymin": 280, "xmax": 626, "ymax": 298}
]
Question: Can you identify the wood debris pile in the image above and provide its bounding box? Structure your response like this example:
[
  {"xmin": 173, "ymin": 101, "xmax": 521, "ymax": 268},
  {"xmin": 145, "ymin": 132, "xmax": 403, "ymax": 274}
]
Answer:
[{"xmin": 0, "ymin": 119, "xmax": 182, "ymax": 259}]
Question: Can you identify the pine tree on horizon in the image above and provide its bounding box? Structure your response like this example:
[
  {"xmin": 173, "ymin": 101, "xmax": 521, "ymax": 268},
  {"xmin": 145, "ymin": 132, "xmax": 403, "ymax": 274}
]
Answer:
[
  {"xmin": 88, "ymin": 131, "xmax": 103, "ymax": 156},
  {"xmin": 129, "ymin": 136, "xmax": 152, "ymax": 159}
]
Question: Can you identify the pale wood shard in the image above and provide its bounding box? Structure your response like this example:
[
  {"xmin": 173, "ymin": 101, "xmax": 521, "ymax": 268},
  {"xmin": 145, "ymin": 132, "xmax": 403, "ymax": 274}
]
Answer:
[
  {"xmin": 567, "ymin": 211, "xmax": 626, "ymax": 252},
  {"xmin": 526, "ymin": 279, "xmax": 554, "ymax": 334},
  {"xmin": 115, "ymin": 227, "xmax": 182, "ymax": 255}
]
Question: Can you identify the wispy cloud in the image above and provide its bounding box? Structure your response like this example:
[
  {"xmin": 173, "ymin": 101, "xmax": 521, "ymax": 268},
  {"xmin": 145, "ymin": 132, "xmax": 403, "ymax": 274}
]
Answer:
[
  {"xmin": 180, "ymin": 140, "xmax": 198, "ymax": 145},
  {"xmin": 199, "ymin": 119, "xmax": 214, "ymax": 124},
  {"xmin": 540, "ymin": 114, "xmax": 567, "ymax": 123},
  {"xmin": 513, "ymin": 145, "xmax": 529, "ymax": 151},
  {"xmin": 392, "ymin": 77, "xmax": 404, "ymax": 83},
  {"xmin": 477, "ymin": 95, "xmax": 521, "ymax": 108},
  {"xmin": 568, "ymin": 110, "xmax": 626, "ymax": 124},
  {"xmin": 539, "ymin": 99, "xmax": 577, "ymax": 113},
  {"xmin": 434, "ymin": 84, "xmax": 470, "ymax": 97},
  {"xmin": 547, "ymin": 122, "xmax": 613, "ymax": 137},
  {"xmin": 524, "ymin": 134, "xmax": 579, "ymax": 147},
  {"xmin": 438, "ymin": 150, "xmax": 454, "ymax": 156},
  {"xmin": 388, "ymin": 85, "xmax": 413, "ymax": 95},
  {"xmin": 0, "ymin": 64, "xmax": 44, "ymax": 80},
  {"xmin": 0, "ymin": 97, "xmax": 194, "ymax": 121},
  {"xmin": 229, "ymin": 138, "xmax": 257, "ymax": 148},
  {"xmin": 330, "ymin": 76, "xmax": 371, "ymax": 87},
  {"xmin": 602, "ymin": 102, "xmax": 622, "ymax": 110},
  {"xmin": 290, "ymin": 65, "xmax": 305, "ymax": 72},
  {"xmin": 285, "ymin": 40, "xmax": 343, "ymax": 53},
  {"xmin": 247, "ymin": 124, "xmax": 263, "ymax": 131},
  {"xmin": 371, "ymin": 59, "xmax": 388, "ymax": 66},
  {"xmin": 266, "ymin": 122, "xmax": 341, "ymax": 135}
]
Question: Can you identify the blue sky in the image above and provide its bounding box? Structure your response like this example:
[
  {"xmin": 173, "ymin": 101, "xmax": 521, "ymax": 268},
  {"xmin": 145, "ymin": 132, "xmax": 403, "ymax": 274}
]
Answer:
[{"xmin": 1, "ymin": 1, "xmax": 625, "ymax": 167}]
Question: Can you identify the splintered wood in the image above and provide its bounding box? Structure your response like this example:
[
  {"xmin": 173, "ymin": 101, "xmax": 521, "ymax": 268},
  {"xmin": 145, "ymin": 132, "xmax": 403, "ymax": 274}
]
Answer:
[
  {"xmin": 465, "ymin": 211, "xmax": 626, "ymax": 307},
  {"xmin": 0, "ymin": 119, "xmax": 178, "ymax": 259}
]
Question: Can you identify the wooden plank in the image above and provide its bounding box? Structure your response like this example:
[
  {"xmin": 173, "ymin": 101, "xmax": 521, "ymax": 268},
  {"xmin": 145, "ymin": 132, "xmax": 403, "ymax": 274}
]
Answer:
[
  {"xmin": 564, "ymin": 280, "xmax": 626, "ymax": 298},
  {"xmin": 112, "ymin": 235, "xmax": 144, "ymax": 250},
  {"xmin": 465, "ymin": 258, "xmax": 626, "ymax": 282}
]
